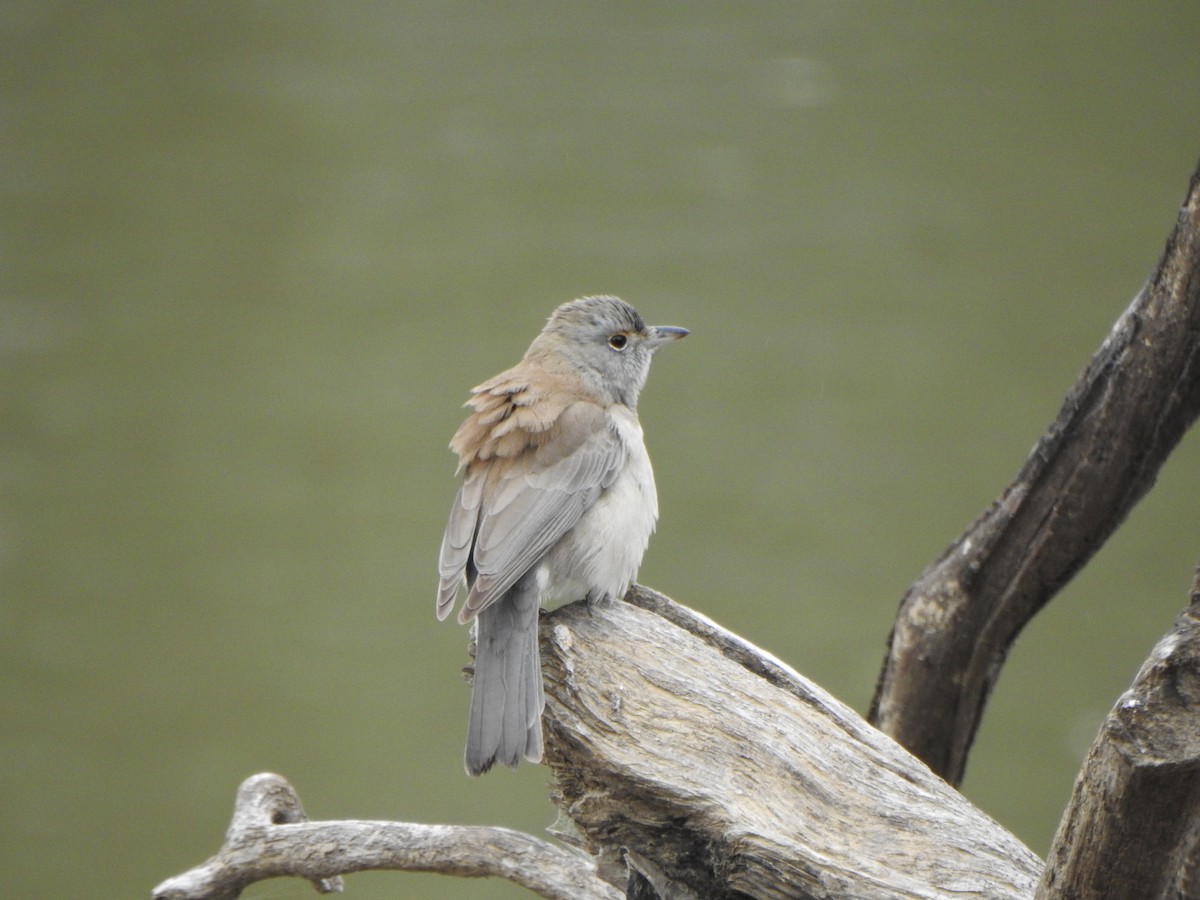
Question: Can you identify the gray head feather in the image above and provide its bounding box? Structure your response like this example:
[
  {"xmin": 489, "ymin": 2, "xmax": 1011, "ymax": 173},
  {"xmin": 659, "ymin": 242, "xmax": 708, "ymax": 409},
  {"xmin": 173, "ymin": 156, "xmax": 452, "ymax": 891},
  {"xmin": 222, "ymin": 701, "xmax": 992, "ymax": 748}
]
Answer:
[{"xmin": 529, "ymin": 295, "xmax": 686, "ymax": 408}]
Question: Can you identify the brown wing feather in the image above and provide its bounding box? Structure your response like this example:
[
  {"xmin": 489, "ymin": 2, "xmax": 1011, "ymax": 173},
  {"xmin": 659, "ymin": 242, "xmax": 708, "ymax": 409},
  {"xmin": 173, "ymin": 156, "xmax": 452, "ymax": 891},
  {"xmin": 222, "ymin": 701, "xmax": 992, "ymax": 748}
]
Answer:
[{"xmin": 435, "ymin": 361, "xmax": 624, "ymax": 622}]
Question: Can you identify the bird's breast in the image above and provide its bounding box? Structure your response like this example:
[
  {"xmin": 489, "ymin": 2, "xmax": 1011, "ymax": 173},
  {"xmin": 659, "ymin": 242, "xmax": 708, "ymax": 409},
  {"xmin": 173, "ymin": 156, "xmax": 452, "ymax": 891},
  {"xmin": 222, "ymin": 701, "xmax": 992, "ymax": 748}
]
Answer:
[{"xmin": 539, "ymin": 406, "xmax": 659, "ymax": 605}]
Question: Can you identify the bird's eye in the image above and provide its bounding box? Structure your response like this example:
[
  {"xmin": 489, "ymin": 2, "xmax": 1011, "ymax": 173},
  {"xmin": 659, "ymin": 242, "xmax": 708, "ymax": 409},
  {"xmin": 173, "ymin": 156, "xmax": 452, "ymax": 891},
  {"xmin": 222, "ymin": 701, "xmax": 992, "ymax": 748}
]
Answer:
[{"xmin": 608, "ymin": 333, "xmax": 628, "ymax": 351}]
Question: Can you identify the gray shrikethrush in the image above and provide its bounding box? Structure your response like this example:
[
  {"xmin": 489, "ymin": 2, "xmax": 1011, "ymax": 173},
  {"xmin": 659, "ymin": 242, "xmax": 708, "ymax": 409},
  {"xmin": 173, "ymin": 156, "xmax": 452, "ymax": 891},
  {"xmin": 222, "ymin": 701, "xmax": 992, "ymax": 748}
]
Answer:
[{"xmin": 436, "ymin": 295, "xmax": 687, "ymax": 775}]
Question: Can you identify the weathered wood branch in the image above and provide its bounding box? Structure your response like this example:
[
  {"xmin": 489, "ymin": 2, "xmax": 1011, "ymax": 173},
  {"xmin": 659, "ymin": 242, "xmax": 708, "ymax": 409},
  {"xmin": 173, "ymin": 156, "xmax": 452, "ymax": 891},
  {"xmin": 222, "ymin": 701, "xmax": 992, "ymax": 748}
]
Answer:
[
  {"xmin": 1036, "ymin": 575, "xmax": 1200, "ymax": 900},
  {"xmin": 155, "ymin": 572, "xmax": 1200, "ymax": 900},
  {"xmin": 151, "ymin": 772, "xmax": 619, "ymax": 900},
  {"xmin": 154, "ymin": 588, "xmax": 1044, "ymax": 900},
  {"xmin": 870, "ymin": 155, "xmax": 1200, "ymax": 787},
  {"xmin": 539, "ymin": 586, "xmax": 1042, "ymax": 900}
]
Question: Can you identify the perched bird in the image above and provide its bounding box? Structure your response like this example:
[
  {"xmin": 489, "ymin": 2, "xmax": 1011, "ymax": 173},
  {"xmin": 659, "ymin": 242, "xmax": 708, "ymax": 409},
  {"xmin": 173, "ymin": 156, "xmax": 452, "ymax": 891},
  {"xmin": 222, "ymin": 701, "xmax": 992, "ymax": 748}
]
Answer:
[{"xmin": 436, "ymin": 295, "xmax": 687, "ymax": 775}]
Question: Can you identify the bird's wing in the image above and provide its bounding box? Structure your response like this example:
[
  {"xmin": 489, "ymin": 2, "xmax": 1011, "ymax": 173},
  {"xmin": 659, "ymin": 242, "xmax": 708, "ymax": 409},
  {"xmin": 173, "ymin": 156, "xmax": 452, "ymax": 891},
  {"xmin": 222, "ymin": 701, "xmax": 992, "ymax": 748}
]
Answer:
[
  {"xmin": 436, "ymin": 472, "xmax": 485, "ymax": 621},
  {"xmin": 437, "ymin": 386, "xmax": 625, "ymax": 623}
]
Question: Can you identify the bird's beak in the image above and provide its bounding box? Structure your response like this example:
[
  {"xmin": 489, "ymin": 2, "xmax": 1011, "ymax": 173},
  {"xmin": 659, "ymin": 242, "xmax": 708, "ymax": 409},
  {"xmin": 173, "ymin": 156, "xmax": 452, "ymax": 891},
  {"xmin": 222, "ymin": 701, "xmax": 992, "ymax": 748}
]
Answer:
[{"xmin": 646, "ymin": 325, "xmax": 689, "ymax": 349}]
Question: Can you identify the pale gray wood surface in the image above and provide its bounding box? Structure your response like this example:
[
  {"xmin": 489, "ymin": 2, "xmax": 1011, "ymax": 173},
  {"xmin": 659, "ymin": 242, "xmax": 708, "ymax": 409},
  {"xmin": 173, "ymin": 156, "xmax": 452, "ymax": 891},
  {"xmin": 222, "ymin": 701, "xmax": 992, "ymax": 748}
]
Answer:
[{"xmin": 541, "ymin": 589, "xmax": 1041, "ymax": 899}]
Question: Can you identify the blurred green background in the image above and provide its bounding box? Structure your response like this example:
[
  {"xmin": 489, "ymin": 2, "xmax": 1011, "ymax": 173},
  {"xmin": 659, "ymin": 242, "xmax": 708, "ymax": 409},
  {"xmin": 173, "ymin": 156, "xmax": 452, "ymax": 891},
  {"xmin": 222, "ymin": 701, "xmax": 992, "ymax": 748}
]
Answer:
[{"xmin": 5, "ymin": 3, "xmax": 1200, "ymax": 898}]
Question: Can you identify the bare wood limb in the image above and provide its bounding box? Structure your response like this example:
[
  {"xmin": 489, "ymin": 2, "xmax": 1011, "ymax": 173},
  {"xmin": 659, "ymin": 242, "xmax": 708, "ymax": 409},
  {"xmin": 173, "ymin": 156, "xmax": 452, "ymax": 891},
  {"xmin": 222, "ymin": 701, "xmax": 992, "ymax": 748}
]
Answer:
[
  {"xmin": 154, "ymin": 573, "xmax": 1200, "ymax": 900},
  {"xmin": 540, "ymin": 587, "xmax": 1042, "ymax": 900},
  {"xmin": 153, "ymin": 586, "xmax": 1042, "ymax": 900},
  {"xmin": 1036, "ymin": 572, "xmax": 1200, "ymax": 900},
  {"xmin": 870, "ymin": 155, "xmax": 1200, "ymax": 786},
  {"xmin": 152, "ymin": 773, "xmax": 620, "ymax": 900}
]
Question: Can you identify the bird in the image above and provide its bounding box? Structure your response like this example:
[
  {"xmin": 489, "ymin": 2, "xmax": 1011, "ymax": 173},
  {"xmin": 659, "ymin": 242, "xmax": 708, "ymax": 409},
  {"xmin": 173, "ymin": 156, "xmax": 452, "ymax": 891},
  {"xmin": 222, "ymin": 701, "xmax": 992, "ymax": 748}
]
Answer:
[{"xmin": 436, "ymin": 295, "xmax": 687, "ymax": 775}]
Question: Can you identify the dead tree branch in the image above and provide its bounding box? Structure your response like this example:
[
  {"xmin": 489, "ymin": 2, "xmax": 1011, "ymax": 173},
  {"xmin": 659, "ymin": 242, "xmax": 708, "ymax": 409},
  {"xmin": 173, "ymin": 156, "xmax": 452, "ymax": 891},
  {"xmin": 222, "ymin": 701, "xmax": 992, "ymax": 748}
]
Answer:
[
  {"xmin": 1036, "ymin": 574, "xmax": 1200, "ymax": 900},
  {"xmin": 539, "ymin": 587, "xmax": 1041, "ymax": 900},
  {"xmin": 155, "ymin": 572, "xmax": 1200, "ymax": 900},
  {"xmin": 151, "ymin": 773, "xmax": 619, "ymax": 900},
  {"xmin": 870, "ymin": 156, "xmax": 1200, "ymax": 786},
  {"xmin": 154, "ymin": 592, "xmax": 1043, "ymax": 900}
]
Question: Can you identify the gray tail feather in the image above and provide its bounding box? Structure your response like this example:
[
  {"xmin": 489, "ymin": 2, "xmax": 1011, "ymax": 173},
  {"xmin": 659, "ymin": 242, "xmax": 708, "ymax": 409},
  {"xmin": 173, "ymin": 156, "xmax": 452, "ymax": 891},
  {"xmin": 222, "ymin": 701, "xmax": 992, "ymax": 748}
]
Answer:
[{"xmin": 464, "ymin": 584, "xmax": 544, "ymax": 775}]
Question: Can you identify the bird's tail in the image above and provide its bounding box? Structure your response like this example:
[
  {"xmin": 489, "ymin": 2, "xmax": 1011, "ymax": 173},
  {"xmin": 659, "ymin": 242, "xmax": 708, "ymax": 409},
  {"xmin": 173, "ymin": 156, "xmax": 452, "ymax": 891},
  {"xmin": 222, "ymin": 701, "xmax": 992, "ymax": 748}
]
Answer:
[{"xmin": 464, "ymin": 584, "xmax": 544, "ymax": 775}]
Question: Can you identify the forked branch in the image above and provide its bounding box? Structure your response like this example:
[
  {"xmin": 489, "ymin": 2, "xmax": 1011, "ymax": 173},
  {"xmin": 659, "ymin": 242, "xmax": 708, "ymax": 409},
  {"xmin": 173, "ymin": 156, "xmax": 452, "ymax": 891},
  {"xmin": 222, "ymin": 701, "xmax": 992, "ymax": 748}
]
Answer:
[
  {"xmin": 871, "ymin": 155, "xmax": 1200, "ymax": 787},
  {"xmin": 151, "ymin": 773, "xmax": 618, "ymax": 900}
]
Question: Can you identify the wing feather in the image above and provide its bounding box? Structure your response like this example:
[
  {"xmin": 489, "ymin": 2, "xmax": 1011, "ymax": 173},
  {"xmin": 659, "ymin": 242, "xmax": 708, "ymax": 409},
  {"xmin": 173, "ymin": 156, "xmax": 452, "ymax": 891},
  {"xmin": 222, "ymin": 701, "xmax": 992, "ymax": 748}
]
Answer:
[
  {"xmin": 436, "ymin": 472, "xmax": 484, "ymax": 620},
  {"xmin": 436, "ymin": 360, "xmax": 626, "ymax": 623},
  {"xmin": 460, "ymin": 402, "xmax": 624, "ymax": 621}
]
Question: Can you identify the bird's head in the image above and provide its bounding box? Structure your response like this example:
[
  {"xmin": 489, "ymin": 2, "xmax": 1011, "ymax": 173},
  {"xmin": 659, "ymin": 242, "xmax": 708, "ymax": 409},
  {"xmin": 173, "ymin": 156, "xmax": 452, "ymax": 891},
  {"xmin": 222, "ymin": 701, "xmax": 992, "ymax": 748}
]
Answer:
[{"xmin": 530, "ymin": 295, "xmax": 688, "ymax": 408}]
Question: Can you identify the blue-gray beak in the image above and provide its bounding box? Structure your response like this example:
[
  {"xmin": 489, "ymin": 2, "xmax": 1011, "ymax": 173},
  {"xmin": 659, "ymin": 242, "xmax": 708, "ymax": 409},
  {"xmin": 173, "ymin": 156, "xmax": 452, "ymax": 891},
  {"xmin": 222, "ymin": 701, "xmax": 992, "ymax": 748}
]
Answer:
[{"xmin": 647, "ymin": 325, "xmax": 689, "ymax": 348}]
